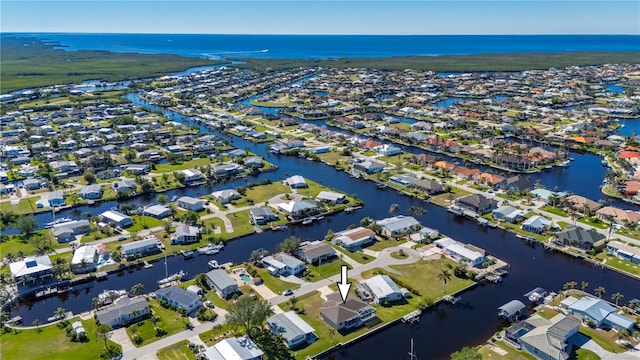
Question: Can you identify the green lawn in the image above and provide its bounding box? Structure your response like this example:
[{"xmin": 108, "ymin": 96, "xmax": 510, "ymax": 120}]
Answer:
[
  {"xmin": 0, "ymin": 317, "xmax": 121, "ymax": 360},
  {"xmin": 479, "ymin": 341, "xmax": 536, "ymax": 360},
  {"xmin": 0, "ymin": 197, "xmax": 45, "ymax": 215},
  {"xmin": 156, "ymin": 340, "xmax": 196, "ymax": 360},
  {"xmin": 367, "ymin": 238, "xmax": 407, "ymax": 251},
  {"xmin": 594, "ymin": 253, "xmax": 640, "ymax": 277},
  {"xmin": 327, "ymin": 243, "xmax": 375, "ymax": 264},
  {"xmin": 226, "ymin": 210, "xmax": 255, "ymax": 238},
  {"xmin": 127, "ymin": 300, "xmax": 191, "ymax": 347},
  {"xmin": 306, "ymin": 257, "xmax": 351, "ymax": 282},
  {"xmin": 295, "ymin": 180, "xmax": 332, "ymax": 198},
  {"xmin": 317, "ymin": 151, "xmax": 353, "ymax": 167},
  {"xmin": 578, "ymin": 326, "xmax": 627, "ymax": 353},
  {"xmin": 254, "ymin": 267, "xmax": 301, "ymax": 294},
  {"xmin": 577, "ymin": 217, "xmax": 608, "ymax": 230},
  {"xmin": 542, "ymin": 206, "xmax": 569, "ymax": 217},
  {"xmin": 198, "ymin": 324, "xmax": 236, "ymax": 346},
  {"xmin": 204, "ymin": 290, "xmax": 229, "ymax": 310},
  {"xmin": 245, "ymin": 182, "xmax": 291, "ymax": 203},
  {"xmin": 128, "ymin": 215, "xmax": 166, "ymax": 232},
  {"xmin": 568, "ymin": 347, "xmax": 601, "ymax": 360},
  {"xmin": 429, "ymin": 187, "xmax": 472, "ymax": 207},
  {"xmin": 152, "ymin": 158, "xmax": 213, "ymax": 173}
]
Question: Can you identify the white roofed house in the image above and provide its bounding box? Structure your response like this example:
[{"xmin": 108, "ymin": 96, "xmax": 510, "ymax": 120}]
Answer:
[
  {"xmin": 142, "ymin": 204, "xmax": 171, "ymax": 219},
  {"xmin": 112, "ymin": 179, "xmax": 137, "ymax": 195},
  {"xmin": 205, "ymin": 269, "xmax": 238, "ymax": 299},
  {"xmin": 521, "ymin": 215, "xmax": 553, "ymax": 234},
  {"xmin": 211, "ymin": 189, "xmax": 241, "ymax": 204},
  {"xmin": 100, "ymin": 210, "xmax": 133, "ymax": 228},
  {"xmin": 70, "ymin": 245, "xmax": 99, "ymax": 273},
  {"xmin": 155, "ymin": 285, "xmax": 202, "ymax": 314},
  {"xmin": 377, "ymin": 215, "xmax": 421, "ymax": 237},
  {"xmin": 315, "ymin": 191, "xmax": 346, "ymax": 204},
  {"xmin": 261, "ymin": 253, "xmax": 306, "ymax": 277},
  {"xmin": 171, "ymin": 223, "xmax": 201, "ymax": 245},
  {"xmin": 95, "ymin": 297, "xmax": 151, "ymax": 328},
  {"xmin": 121, "ymin": 236, "xmax": 162, "ymax": 259},
  {"xmin": 284, "ymin": 175, "xmax": 308, "ymax": 189},
  {"xmin": 52, "ymin": 220, "xmax": 91, "ymax": 243},
  {"xmin": 203, "ymin": 336, "xmax": 264, "ymax": 360},
  {"xmin": 177, "ymin": 196, "xmax": 204, "ymax": 211},
  {"xmin": 359, "ymin": 275, "xmax": 404, "ymax": 304},
  {"xmin": 277, "ymin": 200, "xmax": 319, "ymax": 219},
  {"xmin": 333, "ymin": 227, "xmax": 376, "ymax": 251},
  {"xmin": 267, "ymin": 311, "xmax": 317, "ymax": 348},
  {"xmin": 249, "ymin": 207, "xmax": 278, "ymax": 225},
  {"xmin": 607, "ymin": 241, "xmax": 640, "ymax": 264},
  {"xmin": 181, "ymin": 168, "xmax": 204, "ymax": 183},
  {"xmin": 79, "ymin": 184, "xmax": 103, "ymax": 200},
  {"xmin": 9, "ymin": 255, "xmax": 53, "ymax": 287},
  {"xmin": 492, "ymin": 205, "xmax": 524, "ymax": 223}
]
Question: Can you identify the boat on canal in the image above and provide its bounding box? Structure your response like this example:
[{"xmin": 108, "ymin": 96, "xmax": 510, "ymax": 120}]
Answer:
[
  {"xmin": 271, "ymin": 224, "xmax": 288, "ymax": 231},
  {"xmin": 180, "ymin": 250, "xmax": 195, "ymax": 259},
  {"xmin": 98, "ymin": 289, "xmax": 127, "ymax": 305},
  {"xmin": 301, "ymin": 218, "xmax": 313, "ymax": 225},
  {"xmin": 207, "ymin": 260, "xmax": 219, "ymax": 269},
  {"xmin": 45, "ymin": 217, "xmax": 73, "ymax": 228},
  {"xmin": 197, "ymin": 244, "xmax": 221, "ymax": 255},
  {"xmin": 157, "ymin": 270, "xmax": 186, "ymax": 286}
]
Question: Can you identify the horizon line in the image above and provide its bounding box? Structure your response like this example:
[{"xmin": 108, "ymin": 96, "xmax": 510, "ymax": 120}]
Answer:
[{"xmin": 3, "ymin": 32, "xmax": 640, "ymax": 36}]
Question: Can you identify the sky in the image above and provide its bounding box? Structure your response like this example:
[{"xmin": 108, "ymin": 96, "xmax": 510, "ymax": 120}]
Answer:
[{"xmin": 1, "ymin": 1, "xmax": 639, "ymax": 35}]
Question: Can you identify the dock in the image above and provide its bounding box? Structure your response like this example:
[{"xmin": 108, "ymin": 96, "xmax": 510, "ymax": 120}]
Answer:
[
  {"xmin": 95, "ymin": 271, "xmax": 108, "ymax": 280},
  {"xmin": 401, "ymin": 309, "xmax": 422, "ymax": 324}
]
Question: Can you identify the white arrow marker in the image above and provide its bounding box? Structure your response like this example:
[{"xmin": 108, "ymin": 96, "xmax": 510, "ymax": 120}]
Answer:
[{"xmin": 337, "ymin": 265, "xmax": 351, "ymax": 303}]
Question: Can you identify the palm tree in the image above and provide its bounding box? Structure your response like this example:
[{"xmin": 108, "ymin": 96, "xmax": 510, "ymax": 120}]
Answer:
[
  {"xmin": 408, "ymin": 206, "xmax": 426, "ymax": 216},
  {"xmin": 563, "ymin": 281, "xmax": 577, "ymax": 291},
  {"xmin": 389, "ymin": 203, "xmax": 399, "ymax": 216},
  {"xmin": 225, "ymin": 296, "xmax": 273, "ymax": 339},
  {"xmin": 595, "ymin": 286, "xmax": 606, "ymax": 298},
  {"xmin": 627, "ymin": 298, "xmax": 640, "ymax": 311},
  {"xmin": 611, "ymin": 292, "xmax": 624, "ymax": 306},
  {"xmin": 92, "ymin": 297, "xmax": 101, "ymax": 310},
  {"xmin": 32, "ymin": 319, "xmax": 41, "ymax": 332},
  {"xmin": 54, "ymin": 307, "xmax": 66, "ymax": 322},
  {"xmin": 130, "ymin": 283, "xmax": 144, "ymax": 297},
  {"xmin": 581, "ymin": 281, "xmax": 589, "ymax": 292},
  {"xmin": 438, "ymin": 269, "xmax": 452, "ymax": 294}
]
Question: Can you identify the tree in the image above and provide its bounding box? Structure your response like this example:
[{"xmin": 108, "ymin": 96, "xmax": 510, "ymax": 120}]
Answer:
[
  {"xmin": 83, "ymin": 171, "xmax": 96, "ymax": 185},
  {"xmin": 16, "ymin": 216, "xmax": 38, "ymax": 239},
  {"xmin": 251, "ymin": 327, "xmax": 295, "ymax": 360},
  {"xmin": 581, "ymin": 281, "xmax": 589, "ymax": 292},
  {"xmin": 276, "ymin": 236, "xmax": 301, "ymax": 256},
  {"xmin": 157, "ymin": 194, "xmax": 168, "ymax": 204},
  {"xmin": 360, "ymin": 217, "xmax": 371, "ymax": 227},
  {"xmin": 611, "ymin": 292, "xmax": 624, "ymax": 306},
  {"xmin": 628, "ymin": 298, "xmax": 640, "ymax": 311},
  {"xmin": 130, "ymin": 283, "xmax": 145, "ymax": 296},
  {"xmin": 32, "ymin": 319, "xmax": 41, "ymax": 332},
  {"xmin": 438, "ymin": 269, "xmax": 452, "ymax": 294},
  {"xmin": 225, "ymin": 296, "xmax": 273, "ymax": 339},
  {"xmin": 389, "ymin": 203, "xmax": 399, "ymax": 216},
  {"xmin": 96, "ymin": 324, "xmax": 113, "ymax": 349},
  {"xmin": 450, "ymin": 346, "xmax": 482, "ymax": 360},
  {"xmin": 408, "ymin": 205, "xmax": 426, "ymax": 216},
  {"xmin": 595, "ymin": 286, "xmax": 606, "ymax": 298},
  {"xmin": 563, "ymin": 281, "xmax": 577, "ymax": 291},
  {"xmin": 181, "ymin": 211, "xmax": 199, "ymax": 226},
  {"xmin": 54, "ymin": 307, "xmax": 67, "ymax": 322},
  {"xmin": 92, "ymin": 297, "xmax": 101, "ymax": 310}
]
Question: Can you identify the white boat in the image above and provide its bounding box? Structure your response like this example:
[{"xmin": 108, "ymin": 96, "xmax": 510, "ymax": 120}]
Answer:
[
  {"xmin": 45, "ymin": 217, "xmax": 73, "ymax": 228},
  {"xmin": 557, "ymin": 160, "xmax": 571, "ymax": 168},
  {"xmin": 143, "ymin": 261, "xmax": 153, "ymax": 269},
  {"xmin": 157, "ymin": 270, "xmax": 186, "ymax": 285},
  {"xmin": 208, "ymin": 260, "xmax": 219, "ymax": 269},
  {"xmin": 197, "ymin": 245, "xmax": 220, "ymax": 255},
  {"xmin": 180, "ymin": 250, "xmax": 194, "ymax": 258},
  {"xmin": 344, "ymin": 207, "xmax": 354, "ymax": 214},
  {"xmin": 98, "ymin": 289, "xmax": 127, "ymax": 305},
  {"xmin": 301, "ymin": 218, "xmax": 313, "ymax": 225}
]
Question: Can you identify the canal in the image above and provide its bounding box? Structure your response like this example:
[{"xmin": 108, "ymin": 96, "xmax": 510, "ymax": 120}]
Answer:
[{"xmin": 9, "ymin": 77, "xmax": 640, "ymax": 360}]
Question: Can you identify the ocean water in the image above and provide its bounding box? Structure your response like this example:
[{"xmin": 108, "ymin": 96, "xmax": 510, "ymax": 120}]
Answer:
[{"xmin": 8, "ymin": 33, "xmax": 640, "ymax": 59}]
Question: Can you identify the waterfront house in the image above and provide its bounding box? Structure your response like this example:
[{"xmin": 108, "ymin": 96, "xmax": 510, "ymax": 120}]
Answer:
[
  {"xmin": 9, "ymin": 255, "xmax": 53, "ymax": 285},
  {"xmin": 212, "ymin": 189, "xmax": 241, "ymax": 204},
  {"xmin": 565, "ymin": 296, "xmax": 635, "ymax": 331},
  {"xmin": 262, "ymin": 253, "xmax": 306, "ymax": 276},
  {"xmin": 455, "ymin": 194, "xmax": 497, "ymax": 215},
  {"xmin": 555, "ymin": 225, "xmax": 605, "ymax": 250},
  {"xmin": 124, "ymin": 164, "xmax": 150, "ymax": 175},
  {"xmin": 332, "ymin": 227, "xmax": 376, "ymax": 251},
  {"xmin": 95, "ymin": 297, "xmax": 151, "ymax": 328},
  {"xmin": 315, "ymin": 191, "xmax": 346, "ymax": 204},
  {"xmin": 284, "ymin": 175, "xmax": 308, "ymax": 189},
  {"xmin": 177, "ymin": 196, "xmax": 205, "ymax": 211},
  {"xmin": 410, "ymin": 179, "xmax": 444, "ymax": 195},
  {"xmin": 121, "ymin": 237, "xmax": 161, "ymax": 259},
  {"xmin": 70, "ymin": 245, "xmax": 99, "ymax": 274},
  {"xmin": 79, "ymin": 184, "xmax": 103, "ymax": 200},
  {"xmin": 267, "ymin": 311, "xmax": 317, "ymax": 349},
  {"xmin": 566, "ymin": 195, "xmax": 602, "ymax": 215},
  {"xmin": 492, "ymin": 205, "xmax": 524, "ymax": 223},
  {"xmin": 48, "ymin": 190, "xmax": 65, "ymax": 207},
  {"xmin": 181, "ymin": 169, "xmax": 204, "ymax": 183},
  {"xmin": 512, "ymin": 314, "xmax": 579, "ymax": 360},
  {"xmin": 205, "ymin": 269, "xmax": 238, "ymax": 299},
  {"xmin": 212, "ymin": 163, "xmax": 244, "ymax": 177},
  {"xmin": 203, "ymin": 336, "xmax": 264, "ymax": 360},
  {"xmin": 297, "ymin": 241, "xmax": 336, "ymax": 264},
  {"xmin": 99, "ymin": 210, "xmax": 133, "ymax": 228},
  {"xmin": 112, "ymin": 180, "xmax": 137, "ymax": 195},
  {"xmin": 142, "ymin": 204, "xmax": 171, "ymax": 219},
  {"xmin": 22, "ymin": 178, "xmax": 41, "ymax": 190},
  {"xmin": 359, "ymin": 275, "xmax": 404, "ymax": 304},
  {"xmin": 498, "ymin": 300, "xmax": 526, "ymax": 321},
  {"xmin": 595, "ymin": 206, "xmax": 640, "ymax": 225},
  {"xmin": 376, "ymin": 144, "xmax": 402, "ymax": 156},
  {"xmin": 277, "ymin": 200, "xmax": 319, "ymax": 218},
  {"xmin": 377, "ymin": 215, "xmax": 421, "ymax": 237},
  {"xmin": 521, "ymin": 215, "xmax": 553, "ymax": 234},
  {"xmin": 388, "ymin": 174, "xmax": 416, "ymax": 187},
  {"xmin": 353, "ymin": 160, "xmax": 384, "ymax": 174},
  {"xmin": 434, "ymin": 238, "xmax": 487, "ymax": 267},
  {"xmin": 319, "ymin": 292, "xmax": 376, "ymax": 332},
  {"xmin": 52, "ymin": 220, "xmax": 91, "ymax": 242},
  {"xmin": 171, "ymin": 223, "xmax": 201, "ymax": 245},
  {"xmin": 607, "ymin": 241, "xmax": 640, "ymax": 264},
  {"xmin": 249, "ymin": 207, "xmax": 278, "ymax": 225},
  {"xmin": 155, "ymin": 285, "xmax": 202, "ymax": 314},
  {"xmin": 244, "ymin": 156, "xmax": 264, "ymax": 168}
]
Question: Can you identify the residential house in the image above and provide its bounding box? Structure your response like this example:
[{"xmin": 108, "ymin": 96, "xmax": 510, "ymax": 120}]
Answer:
[
  {"xmin": 79, "ymin": 184, "xmax": 103, "ymax": 200},
  {"xmin": 124, "ymin": 164, "xmax": 150, "ymax": 175},
  {"xmin": 296, "ymin": 241, "xmax": 336, "ymax": 264},
  {"xmin": 359, "ymin": 275, "xmax": 404, "ymax": 304},
  {"xmin": 567, "ymin": 195, "xmax": 602, "ymax": 215},
  {"xmin": 522, "ymin": 215, "xmax": 553, "ymax": 234},
  {"xmin": 455, "ymin": 194, "xmax": 497, "ymax": 215},
  {"xmin": 410, "ymin": 179, "xmax": 444, "ymax": 195},
  {"xmin": 262, "ymin": 253, "xmax": 306, "ymax": 276},
  {"xmin": 475, "ymin": 173, "xmax": 505, "ymax": 187},
  {"xmin": 249, "ymin": 207, "xmax": 278, "ymax": 225},
  {"xmin": 315, "ymin": 191, "xmax": 346, "ymax": 204},
  {"xmin": 353, "ymin": 160, "xmax": 384, "ymax": 174},
  {"xmin": 9, "ymin": 255, "xmax": 53, "ymax": 285},
  {"xmin": 244, "ymin": 156, "xmax": 264, "ymax": 168},
  {"xmin": 205, "ymin": 269, "xmax": 238, "ymax": 299},
  {"xmin": 498, "ymin": 300, "xmax": 526, "ymax": 321},
  {"xmin": 434, "ymin": 238, "xmax": 487, "ymax": 267},
  {"xmin": 333, "ymin": 227, "xmax": 376, "ymax": 251},
  {"xmin": 52, "ymin": 220, "xmax": 91, "ymax": 242},
  {"xmin": 121, "ymin": 237, "xmax": 161, "ymax": 258},
  {"xmin": 284, "ymin": 175, "xmax": 308, "ymax": 189},
  {"xmin": 156, "ymin": 286, "xmax": 202, "ymax": 314},
  {"xmin": 142, "ymin": 204, "xmax": 171, "ymax": 219},
  {"xmin": 177, "ymin": 196, "xmax": 205, "ymax": 211},
  {"xmin": 514, "ymin": 314, "xmax": 580, "ymax": 360},
  {"xmin": 100, "ymin": 210, "xmax": 133, "ymax": 228},
  {"xmin": 492, "ymin": 205, "xmax": 525, "ymax": 223},
  {"xmin": 112, "ymin": 180, "xmax": 137, "ymax": 195},
  {"xmin": 566, "ymin": 296, "xmax": 635, "ymax": 331},
  {"xmin": 171, "ymin": 224, "xmax": 201, "ymax": 245},
  {"xmin": 203, "ymin": 336, "xmax": 264, "ymax": 360},
  {"xmin": 212, "ymin": 163, "xmax": 244, "ymax": 177},
  {"xmin": 607, "ymin": 241, "xmax": 640, "ymax": 264},
  {"xmin": 267, "ymin": 311, "xmax": 317, "ymax": 348},
  {"xmin": 277, "ymin": 200, "xmax": 319, "ymax": 218},
  {"xmin": 22, "ymin": 178, "xmax": 41, "ymax": 190},
  {"xmin": 181, "ymin": 169, "xmax": 204, "ymax": 183},
  {"xmin": 70, "ymin": 245, "xmax": 99, "ymax": 273},
  {"xmin": 95, "ymin": 297, "xmax": 151, "ymax": 328},
  {"xmin": 377, "ymin": 144, "xmax": 401, "ymax": 156},
  {"xmin": 319, "ymin": 292, "xmax": 377, "ymax": 332},
  {"xmin": 48, "ymin": 190, "xmax": 65, "ymax": 207},
  {"xmin": 595, "ymin": 206, "xmax": 640, "ymax": 225},
  {"xmin": 377, "ymin": 215, "xmax": 421, "ymax": 237},
  {"xmin": 555, "ymin": 225, "xmax": 606, "ymax": 250},
  {"xmin": 212, "ymin": 189, "xmax": 241, "ymax": 204}
]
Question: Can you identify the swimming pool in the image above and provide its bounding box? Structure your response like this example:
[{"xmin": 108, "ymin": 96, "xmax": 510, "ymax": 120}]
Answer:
[{"xmin": 240, "ymin": 274, "xmax": 251, "ymax": 282}]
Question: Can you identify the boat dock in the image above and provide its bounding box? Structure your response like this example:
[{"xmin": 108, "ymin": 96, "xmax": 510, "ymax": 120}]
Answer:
[{"xmin": 401, "ymin": 309, "xmax": 422, "ymax": 324}]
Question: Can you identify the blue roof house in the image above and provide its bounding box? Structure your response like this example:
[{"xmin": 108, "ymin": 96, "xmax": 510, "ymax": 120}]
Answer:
[{"xmin": 567, "ymin": 296, "xmax": 635, "ymax": 331}]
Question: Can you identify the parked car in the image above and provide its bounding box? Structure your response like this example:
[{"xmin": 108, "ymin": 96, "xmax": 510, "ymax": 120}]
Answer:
[
  {"xmin": 282, "ymin": 289, "xmax": 293, "ymax": 296},
  {"xmin": 118, "ymin": 235, "xmax": 126, "ymax": 241}
]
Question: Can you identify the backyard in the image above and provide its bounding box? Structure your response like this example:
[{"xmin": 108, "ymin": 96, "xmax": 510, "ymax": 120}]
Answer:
[
  {"xmin": 156, "ymin": 340, "xmax": 196, "ymax": 360},
  {"xmin": 126, "ymin": 300, "xmax": 191, "ymax": 347}
]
